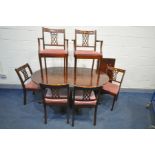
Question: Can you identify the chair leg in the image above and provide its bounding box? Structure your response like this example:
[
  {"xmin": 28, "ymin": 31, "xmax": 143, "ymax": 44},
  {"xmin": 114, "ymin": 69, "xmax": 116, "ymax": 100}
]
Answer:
[
  {"xmin": 64, "ymin": 57, "xmax": 66, "ymax": 75},
  {"xmin": 111, "ymin": 96, "xmax": 116, "ymax": 111},
  {"xmin": 97, "ymin": 58, "xmax": 101, "ymax": 72},
  {"xmin": 32, "ymin": 91, "xmax": 35, "ymax": 95},
  {"xmin": 66, "ymin": 56, "xmax": 68, "ymax": 81},
  {"xmin": 39, "ymin": 55, "xmax": 43, "ymax": 82},
  {"xmin": 44, "ymin": 57, "xmax": 48, "ymax": 83},
  {"xmin": 116, "ymin": 93, "xmax": 119, "ymax": 101},
  {"xmin": 67, "ymin": 105, "xmax": 69, "ymax": 124},
  {"xmin": 23, "ymin": 90, "xmax": 27, "ymax": 105},
  {"xmin": 74, "ymin": 58, "xmax": 77, "ymax": 84},
  {"xmin": 72, "ymin": 106, "xmax": 75, "ymax": 127},
  {"xmin": 43, "ymin": 104, "xmax": 47, "ymax": 124},
  {"xmin": 92, "ymin": 59, "xmax": 95, "ymax": 71},
  {"xmin": 93, "ymin": 106, "xmax": 97, "ymax": 126}
]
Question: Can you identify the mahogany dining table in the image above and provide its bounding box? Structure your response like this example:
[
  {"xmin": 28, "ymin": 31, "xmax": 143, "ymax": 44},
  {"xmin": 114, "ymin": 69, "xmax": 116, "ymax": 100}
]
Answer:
[{"xmin": 31, "ymin": 67, "xmax": 109, "ymax": 87}]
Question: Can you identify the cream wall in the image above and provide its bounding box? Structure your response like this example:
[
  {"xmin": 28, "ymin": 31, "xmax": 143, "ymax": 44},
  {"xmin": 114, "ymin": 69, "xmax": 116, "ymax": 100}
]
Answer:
[{"xmin": 0, "ymin": 26, "xmax": 155, "ymax": 89}]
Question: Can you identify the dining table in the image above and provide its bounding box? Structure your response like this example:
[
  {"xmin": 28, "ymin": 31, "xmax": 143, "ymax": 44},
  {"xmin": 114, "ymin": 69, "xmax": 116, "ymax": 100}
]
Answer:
[{"xmin": 31, "ymin": 67, "xmax": 109, "ymax": 87}]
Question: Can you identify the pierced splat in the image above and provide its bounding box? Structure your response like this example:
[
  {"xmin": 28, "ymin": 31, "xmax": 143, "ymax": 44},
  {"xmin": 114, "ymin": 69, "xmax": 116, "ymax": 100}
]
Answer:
[
  {"xmin": 21, "ymin": 68, "xmax": 29, "ymax": 81},
  {"xmin": 107, "ymin": 66, "xmax": 123, "ymax": 82},
  {"xmin": 112, "ymin": 69, "xmax": 119, "ymax": 81},
  {"xmin": 51, "ymin": 88, "xmax": 60, "ymax": 99},
  {"xmin": 82, "ymin": 33, "xmax": 89, "ymax": 47},
  {"xmin": 82, "ymin": 90, "xmax": 92, "ymax": 101},
  {"xmin": 50, "ymin": 32, "xmax": 58, "ymax": 45}
]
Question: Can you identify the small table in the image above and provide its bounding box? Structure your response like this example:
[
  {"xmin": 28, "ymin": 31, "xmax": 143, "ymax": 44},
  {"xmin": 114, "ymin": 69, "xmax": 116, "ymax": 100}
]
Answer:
[{"xmin": 32, "ymin": 67, "xmax": 109, "ymax": 87}]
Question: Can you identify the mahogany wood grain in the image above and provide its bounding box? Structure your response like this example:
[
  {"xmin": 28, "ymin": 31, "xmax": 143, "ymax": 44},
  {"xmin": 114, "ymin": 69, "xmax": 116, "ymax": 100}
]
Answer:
[{"xmin": 32, "ymin": 67, "xmax": 109, "ymax": 87}]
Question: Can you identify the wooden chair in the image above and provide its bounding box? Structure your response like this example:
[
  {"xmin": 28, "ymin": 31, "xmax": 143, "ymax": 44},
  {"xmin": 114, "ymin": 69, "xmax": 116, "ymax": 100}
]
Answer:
[
  {"xmin": 100, "ymin": 58, "xmax": 116, "ymax": 73},
  {"xmin": 38, "ymin": 27, "xmax": 68, "ymax": 81},
  {"xmin": 72, "ymin": 85, "xmax": 101, "ymax": 127},
  {"xmin": 15, "ymin": 63, "xmax": 39, "ymax": 105},
  {"xmin": 40, "ymin": 83, "xmax": 70, "ymax": 124},
  {"xmin": 73, "ymin": 29, "xmax": 103, "ymax": 79},
  {"xmin": 102, "ymin": 66, "xmax": 125, "ymax": 111}
]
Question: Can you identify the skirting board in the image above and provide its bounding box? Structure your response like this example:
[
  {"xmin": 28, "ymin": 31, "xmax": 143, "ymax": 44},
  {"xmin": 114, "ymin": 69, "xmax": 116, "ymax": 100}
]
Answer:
[{"xmin": 0, "ymin": 84, "xmax": 154, "ymax": 93}]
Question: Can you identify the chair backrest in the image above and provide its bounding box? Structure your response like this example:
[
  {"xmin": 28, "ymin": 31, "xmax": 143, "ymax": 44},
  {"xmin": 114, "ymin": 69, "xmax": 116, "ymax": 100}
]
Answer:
[
  {"xmin": 15, "ymin": 63, "xmax": 33, "ymax": 89},
  {"xmin": 42, "ymin": 27, "xmax": 66, "ymax": 50},
  {"xmin": 100, "ymin": 58, "xmax": 116, "ymax": 73},
  {"xmin": 75, "ymin": 29, "xmax": 97, "ymax": 51},
  {"xmin": 40, "ymin": 83, "xmax": 69, "ymax": 100},
  {"xmin": 106, "ymin": 66, "xmax": 125, "ymax": 86},
  {"xmin": 73, "ymin": 85, "xmax": 101, "ymax": 103}
]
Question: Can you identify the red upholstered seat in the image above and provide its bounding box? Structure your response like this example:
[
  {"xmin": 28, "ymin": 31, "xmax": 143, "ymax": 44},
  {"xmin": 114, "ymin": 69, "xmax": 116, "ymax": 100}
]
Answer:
[
  {"xmin": 44, "ymin": 88, "xmax": 68, "ymax": 105},
  {"xmin": 44, "ymin": 98, "xmax": 67, "ymax": 105},
  {"xmin": 75, "ymin": 50, "xmax": 102, "ymax": 59},
  {"xmin": 103, "ymin": 82, "xmax": 119, "ymax": 95},
  {"xmin": 74, "ymin": 100, "xmax": 97, "ymax": 106},
  {"xmin": 39, "ymin": 49, "xmax": 68, "ymax": 57},
  {"xmin": 74, "ymin": 90, "xmax": 97, "ymax": 106},
  {"xmin": 25, "ymin": 80, "xmax": 39, "ymax": 90}
]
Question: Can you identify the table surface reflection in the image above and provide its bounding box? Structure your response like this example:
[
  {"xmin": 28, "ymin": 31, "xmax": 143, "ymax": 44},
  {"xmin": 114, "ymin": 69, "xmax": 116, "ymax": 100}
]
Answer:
[{"xmin": 32, "ymin": 67, "xmax": 109, "ymax": 87}]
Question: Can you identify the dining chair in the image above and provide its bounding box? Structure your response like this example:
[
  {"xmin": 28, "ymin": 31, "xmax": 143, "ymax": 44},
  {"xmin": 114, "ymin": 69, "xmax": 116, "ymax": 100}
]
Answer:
[
  {"xmin": 15, "ymin": 63, "xmax": 39, "ymax": 105},
  {"xmin": 72, "ymin": 85, "xmax": 101, "ymax": 127},
  {"xmin": 73, "ymin": 29, "xmax": 103, "ymax": 78},
  {"xmin": 100, "ymin": 58, "xmax": 116, "ymax": 73},
  {"xmin": 40, "ymin": 83, "xmax": 70, "ymax": 124},
  {"xmin": 102, "ymin": 65, "xmax": 125, "ymax": 111},
  {"xmin": 38, "ymin": 27, "xmax": 68, "ymax": 81}
]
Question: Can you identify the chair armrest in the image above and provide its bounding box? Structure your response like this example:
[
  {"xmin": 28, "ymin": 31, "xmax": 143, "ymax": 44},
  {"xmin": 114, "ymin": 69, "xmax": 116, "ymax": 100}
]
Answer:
[
  {"xmin": 38, "ymin": 38, "xmax": 43, "ymax": 53},
  {"xmin": 96, "ymin": 40, "xmax": 103, "ymax": 54},
  {"xmin": 65, "ymin": 39, "xmax": 69, "ymax": 52}
]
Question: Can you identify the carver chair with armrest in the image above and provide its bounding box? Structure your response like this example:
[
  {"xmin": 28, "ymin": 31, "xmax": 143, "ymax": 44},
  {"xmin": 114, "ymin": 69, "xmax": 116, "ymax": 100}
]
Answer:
[
  {"xmin": 73, "ymin": 29, "xmax": 103, "ymax": 79},
  {"xmin": 40, "ymin": 83, "xmax": 70, "ymax": 124},
  {"xmin": 72, "ymin": 85, "xmax": 101, "ymax": 127},
  {"xmin": 15, "ymin": 63, "xmax": 39, "ymax": 105},
  {"xmin": 38, "ymin": 27, "xmax": 68, "ymax": 81},
  {"xmin": 102, "ymin": 65, "xmax": 125, "ymax": 111}
]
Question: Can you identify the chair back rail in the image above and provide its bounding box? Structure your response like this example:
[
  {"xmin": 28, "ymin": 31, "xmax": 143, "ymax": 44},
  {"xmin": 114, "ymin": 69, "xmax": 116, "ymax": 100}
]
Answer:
[
  {"xmin": 106, "ymin": 65, "xmax": 126, "ymax": 86},
  {"xmin": 75, "ymin": 29, "xmax": 97, "ymax": 51},
  {"xmin": 40, "ymin": 83, "xmax": 70, "ymax": 101},
  {"xmin": 73, "ymin": 85, "xmax": 102, "ymax": 103},
  {"xmin": 42, "ymin": 27, "xmax": 66, "ymax": 49},
  {"xmin": 15, "ymin": 63, "xmax": 32, "ymax": 88}
]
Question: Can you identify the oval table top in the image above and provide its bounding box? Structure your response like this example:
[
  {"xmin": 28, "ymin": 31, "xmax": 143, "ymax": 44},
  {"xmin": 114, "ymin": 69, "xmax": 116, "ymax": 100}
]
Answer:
[{"xmin": 32, "ymin": 67, "xmax": 109, "ymax": 87}]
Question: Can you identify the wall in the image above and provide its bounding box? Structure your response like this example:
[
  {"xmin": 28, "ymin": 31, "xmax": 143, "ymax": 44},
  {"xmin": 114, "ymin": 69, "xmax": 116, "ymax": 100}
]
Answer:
[{"xmin": 0, "ymin": 26, "xmax": 155, "ymax": 89}]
